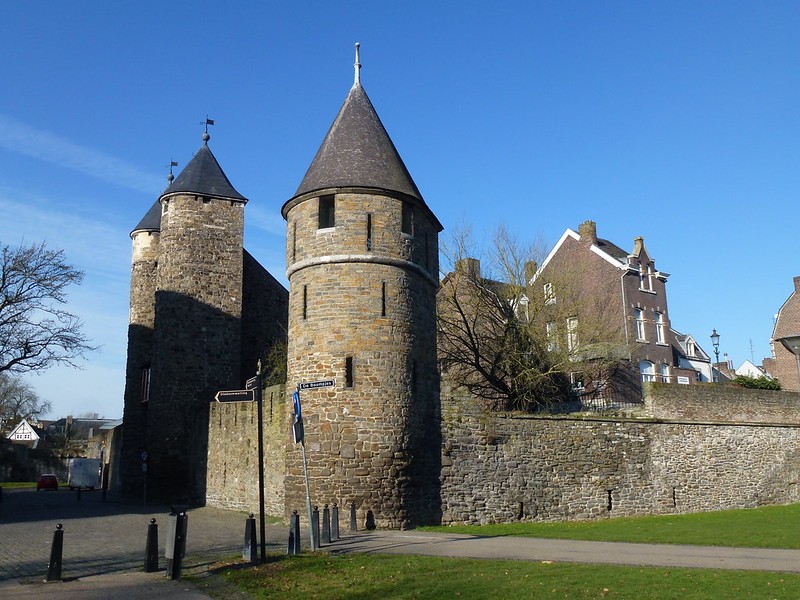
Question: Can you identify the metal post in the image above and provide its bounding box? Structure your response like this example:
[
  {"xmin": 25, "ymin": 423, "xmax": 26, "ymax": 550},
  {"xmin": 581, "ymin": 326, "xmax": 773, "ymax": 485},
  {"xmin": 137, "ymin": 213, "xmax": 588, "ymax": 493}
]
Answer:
[
  {"xmin": 76, "ymin": 487, "xmax": 82, "ymax": 502},
  {"xmin": 144, "ymin": 519, "xmax": 159, "ymax": 572},
  {"xmin": 311, "ymin": 506, "xmax": 320, "ymax": 550},
  {"xmin": 256, "ymin": 363, "xmax": 267, "ymax": 564},
  {"xmin": 292, "ymin": 510, "xmax": 301, "ymax": 555},
  {"xmin": 301, "ymin": 438, "xmax": 315, "ymax": 549},
  {"xmin": 46, "ymin": 523, "xmax": 64, "ymax": 581},
  {"xmin": 321, "ymin": 504, "xmax": 331, "ymax": 544},
  {"xmin": 331, "ymin": 503, "xmax": 340, "ymax": 541},
  {"xmin": 349, "ymin": 501, "xmax": 357, "ymax": 532},
  {"xmin": 243, "ymin": 513, "xmax": 257, "ymax": 563},
  {"xmin": 166, "ymin": 506, "xmax": 188, "ymax": 580}
]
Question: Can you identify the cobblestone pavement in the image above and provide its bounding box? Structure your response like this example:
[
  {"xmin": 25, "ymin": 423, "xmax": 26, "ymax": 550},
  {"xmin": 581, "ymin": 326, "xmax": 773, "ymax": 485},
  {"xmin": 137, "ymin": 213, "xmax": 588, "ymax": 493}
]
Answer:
[{"xmin": 0, "ymin": 487, "xmax": 285, "ymax": 583}]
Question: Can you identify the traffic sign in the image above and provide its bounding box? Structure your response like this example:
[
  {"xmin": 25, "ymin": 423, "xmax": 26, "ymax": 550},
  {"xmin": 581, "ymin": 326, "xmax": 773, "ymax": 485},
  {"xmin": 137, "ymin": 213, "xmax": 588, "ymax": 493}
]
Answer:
[
  {"xmin": 299, "ymin": 379, "xmax": 335, "ymax": 390},
  {"xmin": 245, "ymin": 376, "xmax": 258, "ymax": 390},
  {"xmin": 215, "ymin": 389, "xmax": 256, "ymax": 403}
]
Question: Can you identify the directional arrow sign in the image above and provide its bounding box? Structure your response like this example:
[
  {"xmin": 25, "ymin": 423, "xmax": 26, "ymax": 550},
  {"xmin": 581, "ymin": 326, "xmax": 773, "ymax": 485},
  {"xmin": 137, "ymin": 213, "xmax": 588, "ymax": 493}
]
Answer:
[
  {"xmin": 215, "ymin": 389, "xmax": 256, "ymax": 403},
  {"xmin": 298, "ymin": 379, "xmax": 335, "ymax": 390}
]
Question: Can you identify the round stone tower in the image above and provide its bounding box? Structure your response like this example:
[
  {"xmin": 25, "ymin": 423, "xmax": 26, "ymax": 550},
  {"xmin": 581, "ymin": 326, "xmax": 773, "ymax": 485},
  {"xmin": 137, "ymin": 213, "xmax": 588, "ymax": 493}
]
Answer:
[
  {"xmin": 282, "ymin": 46, "xmax": 443, "ymax": 528},
  {"xmin": 122, "ymin": 132, "xmax": 248, "ymax": 503}
]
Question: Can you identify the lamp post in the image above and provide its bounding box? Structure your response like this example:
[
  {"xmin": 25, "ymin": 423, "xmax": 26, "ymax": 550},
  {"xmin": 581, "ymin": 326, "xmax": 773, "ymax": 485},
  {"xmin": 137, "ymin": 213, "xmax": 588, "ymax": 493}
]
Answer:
[
  {"xmin": 778, "ymin": 335, "xmax": 800, "ymax": 391},
  {"xmin": 710, "ymin": 329, "xmax": 721, "ymax": 383}
]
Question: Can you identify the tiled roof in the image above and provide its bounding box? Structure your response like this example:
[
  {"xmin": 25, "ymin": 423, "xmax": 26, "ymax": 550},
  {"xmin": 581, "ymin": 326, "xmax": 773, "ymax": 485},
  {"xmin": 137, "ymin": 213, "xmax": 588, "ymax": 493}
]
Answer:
[
  {"xmin": 131, "ymin": 200, "xmax": 162, "ymax": 235},
  {"xmin": 161, "ymin": 143, "xmax": 247, "ymax": 203},
  {"xmin": 290, "ymin": 83, "xmax": 423, "ymax": 202},
  {"xmin": 596, "ymin": 238, "xmax": 628, "ymax": 262}
]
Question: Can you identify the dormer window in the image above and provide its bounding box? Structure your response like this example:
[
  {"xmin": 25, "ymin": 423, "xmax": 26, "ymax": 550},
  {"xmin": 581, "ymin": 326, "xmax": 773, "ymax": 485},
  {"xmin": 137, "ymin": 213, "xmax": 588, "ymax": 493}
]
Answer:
[
  {"xmin": 639, "ymin": 264, "xmax": 654, "ymax": 292},
  {"xmin": 318, "ymin": 195, "xmax": 335, "ymax": 229}
]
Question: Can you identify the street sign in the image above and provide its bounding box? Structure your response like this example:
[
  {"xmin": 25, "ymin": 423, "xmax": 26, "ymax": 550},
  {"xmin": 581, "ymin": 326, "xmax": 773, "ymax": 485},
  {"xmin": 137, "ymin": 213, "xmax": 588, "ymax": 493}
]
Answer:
[
  {"xmin": 245, "ymin": 376, "xmax": 258, "ymax": 390},
  {"xmin": 215, "ymin": 389, "xmax": 256, "ymax": 403},
  {"xmin": 298, "ymin": 379, "xmax": 335, "ymax": 390}
]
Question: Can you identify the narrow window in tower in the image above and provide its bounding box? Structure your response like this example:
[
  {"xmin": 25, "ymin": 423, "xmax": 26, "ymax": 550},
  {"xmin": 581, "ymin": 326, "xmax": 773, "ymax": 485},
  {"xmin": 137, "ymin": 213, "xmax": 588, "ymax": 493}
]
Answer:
[
  {"xmin": 302, "ymin": 285, "xmax": 308, "ymax": 319},
  {"xmin": 381, "ymin": 281, "xmax": 387, "ymax": 316},
  {"xmin": 345, "ymin": 356, "xmax": 354, "ymax": 388},
  {"xmin": 401, "ymin": 202, "xmax": 413, "ymax": 235},
  {"xmin": 424, "ymin": 233, "xmax": 430, "ymax": 271},
  {"xmin": 366, "ymin": 213, "xmax": 373, "ymax": 251},
  {"xmin": 318, "ymin": 195, "xmax": 335, "ymax": 229},
  {"xmin": 411, "ymin": 360, "xmax": 417, "ymax": 392},
  {"xmin": 292, "ymin": 222, "xmax": 297, "ymax": 262},
  {"xmin": 140, "ymin": 366, "xmax": 151, "ymax": 404}
]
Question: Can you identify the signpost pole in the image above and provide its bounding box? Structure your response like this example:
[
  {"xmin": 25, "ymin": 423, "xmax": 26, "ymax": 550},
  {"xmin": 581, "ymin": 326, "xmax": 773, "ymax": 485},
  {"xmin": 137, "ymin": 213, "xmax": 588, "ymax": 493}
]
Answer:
[
  {"xmin": 301, "ymin": 437, "xmax": 315, "ymax": 549},
  {"xmin": 256, "ymin": 362, "xmax": 267, "ymax": 564}
]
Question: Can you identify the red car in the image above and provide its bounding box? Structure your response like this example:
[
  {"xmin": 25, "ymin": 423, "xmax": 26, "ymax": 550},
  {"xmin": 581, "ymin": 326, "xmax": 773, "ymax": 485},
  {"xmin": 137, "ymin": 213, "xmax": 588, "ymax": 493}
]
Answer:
[{"xmin": 36, "ymin": 474, "xmax": 59, "ymax": 491}]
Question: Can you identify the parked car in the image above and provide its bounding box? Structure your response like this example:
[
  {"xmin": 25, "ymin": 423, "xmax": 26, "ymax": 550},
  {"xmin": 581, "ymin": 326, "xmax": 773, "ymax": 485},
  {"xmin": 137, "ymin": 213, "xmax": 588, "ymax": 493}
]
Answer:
[{"xmin": 36, "ymin": 474, "xmax": 59, "ymax": 491}]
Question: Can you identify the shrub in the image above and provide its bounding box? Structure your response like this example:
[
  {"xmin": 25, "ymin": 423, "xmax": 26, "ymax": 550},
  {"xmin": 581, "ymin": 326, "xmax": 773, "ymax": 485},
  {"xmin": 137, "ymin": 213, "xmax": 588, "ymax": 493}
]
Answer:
[{"xmin": 733, "ymin": 374, "xmax": 781, "ymax": 390}]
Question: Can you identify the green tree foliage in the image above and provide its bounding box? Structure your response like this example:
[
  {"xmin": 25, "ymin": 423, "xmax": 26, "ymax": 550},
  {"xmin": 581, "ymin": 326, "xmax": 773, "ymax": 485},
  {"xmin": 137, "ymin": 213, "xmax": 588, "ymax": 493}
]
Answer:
[{"xmin": 732, "ymin": 374, "xmax": 781, "ymax": 390}]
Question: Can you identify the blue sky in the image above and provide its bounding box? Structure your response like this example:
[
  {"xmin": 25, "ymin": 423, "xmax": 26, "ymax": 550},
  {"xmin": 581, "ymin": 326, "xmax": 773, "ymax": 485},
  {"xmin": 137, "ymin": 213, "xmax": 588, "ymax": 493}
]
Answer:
[{"xmin": 1, "ymin": 2, "xmax": 797, "ymax": 419}]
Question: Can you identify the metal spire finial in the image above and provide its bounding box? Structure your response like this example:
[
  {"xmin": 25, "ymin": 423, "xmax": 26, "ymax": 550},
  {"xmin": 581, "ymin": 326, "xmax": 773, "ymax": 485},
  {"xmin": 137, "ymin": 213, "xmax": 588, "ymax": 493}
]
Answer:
[
  {"xmin": 203, "ymin": 116, "xmax": 214, "ymax": 143},
  {"xmin": 167, "ymin": 160, "xmax": 178, "ymax": 184},
  {"xmin": 353, "ymin": 42, "xmax": 361, "ymax": 87}
]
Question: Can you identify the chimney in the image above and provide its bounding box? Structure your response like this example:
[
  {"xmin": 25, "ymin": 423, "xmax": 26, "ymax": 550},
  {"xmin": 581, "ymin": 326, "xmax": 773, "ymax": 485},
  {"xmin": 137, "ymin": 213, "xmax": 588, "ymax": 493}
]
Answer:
[
  {"xmin": 633, "ymin": 236, "xmax": 644, "ymax": 256},
  {"xmin": 455, "ymin": 258, "xmax": 481, "ymax": 280},
  {"xmin": 524, "ymin": 261, "xmax": 538, "ymax": 284},
  {"xmin": 794, "ymin": 275, "xmax": 800, "ymax": 293},
  {"xmin": 578, "ymin": 220, "xmax": 597, "ymax": 245}
]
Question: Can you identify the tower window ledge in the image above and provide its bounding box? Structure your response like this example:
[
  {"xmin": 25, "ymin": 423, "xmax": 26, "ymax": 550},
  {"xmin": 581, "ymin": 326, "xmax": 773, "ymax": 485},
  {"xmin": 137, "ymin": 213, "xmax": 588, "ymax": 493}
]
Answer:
[{"xmin": 316, "ymin": 226, "xmax": 336, "ymax": 234}]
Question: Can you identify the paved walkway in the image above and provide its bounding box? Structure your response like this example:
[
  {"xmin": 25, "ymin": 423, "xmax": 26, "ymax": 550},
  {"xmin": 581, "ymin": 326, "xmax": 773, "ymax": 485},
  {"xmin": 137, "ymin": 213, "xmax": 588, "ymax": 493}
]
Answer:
[{"xmin": 2, "ymin": 487, "xmax": 799, "ymax": 599}]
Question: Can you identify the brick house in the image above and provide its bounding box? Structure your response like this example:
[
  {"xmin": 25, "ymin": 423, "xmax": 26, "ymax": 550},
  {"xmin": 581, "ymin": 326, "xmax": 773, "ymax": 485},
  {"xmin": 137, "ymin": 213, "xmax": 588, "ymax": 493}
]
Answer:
[
  {"xmin": 770, "ymin": 275, "xmax": 800, "ymax": 392},
  {"xmin": 531, "ymin": 220, "xmax": 685, "ymax": 403}
]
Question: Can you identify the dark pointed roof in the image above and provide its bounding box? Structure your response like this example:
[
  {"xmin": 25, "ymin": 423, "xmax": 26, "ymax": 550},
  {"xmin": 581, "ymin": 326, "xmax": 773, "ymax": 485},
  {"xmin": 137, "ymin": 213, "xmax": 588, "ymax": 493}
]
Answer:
[
  {"xmin": 289, "ymin": 83, "xmax": 424, "ymax": 204},
  {"xmin": 160, "ymin": 142, "xmax": 247, "ymax": 203},
  {"xmin": 131, "ymin": 200, "xmax": 162, "ymax": 236}
]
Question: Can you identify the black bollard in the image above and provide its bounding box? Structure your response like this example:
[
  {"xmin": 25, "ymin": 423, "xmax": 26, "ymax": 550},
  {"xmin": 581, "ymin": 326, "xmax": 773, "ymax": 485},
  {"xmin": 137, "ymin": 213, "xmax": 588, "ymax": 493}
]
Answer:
[
  {"xmin": 292, "ymin": 511, "xmax": 301, "ymax": 555},
  {"xmin": 321, "ymin": 504, "xmax": 331, "ymax": 544},
  {"xmin": 365, "ymin": 510, "xmax": 376, "ymax": 530},
  {"xmin": 166, "ymin": 506, "xmax": 188, "ymax": 580},
  {"xmin": 76, "ymin": 487, "xmax": 82, "ymax": 502},
  {"xmin": 243, "ymin": 513, "xmax": 257, "ymax": 563},
  {"xmin": 287, "ymin": 525, "xmax": 295, "ymax": 555},
  {"xmin": 144, "ymin": 518, "xmax": 159, "ymax": 572},
  {"xmin": 331, "ymin": 503, "xmax": 340, "ymax": 541},
  {"xmin": 46, "ymin": 523, "xmax": 64, "ymax": 581},
  {"xmin": 349, "ymin": 502, "xmax": 357, "ymax": 532},
  {"xmin": 311, "ymin": 505, "xmax": 320, "ymax": 550}
]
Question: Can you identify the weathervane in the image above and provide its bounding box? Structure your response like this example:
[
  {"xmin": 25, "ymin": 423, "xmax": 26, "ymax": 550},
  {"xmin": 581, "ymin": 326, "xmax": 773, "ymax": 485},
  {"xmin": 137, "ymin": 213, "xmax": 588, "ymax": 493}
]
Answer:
[
  {"xmin": 354, "ymin": 42, "xmax": 361, "ymax": 86},
  {"xmin": 167, "ymin": 160, "xmax": 178, "ymax": 184},
  {"xmin": 202, "ymin": 116, "xmax": 215, "ymax": 143}
]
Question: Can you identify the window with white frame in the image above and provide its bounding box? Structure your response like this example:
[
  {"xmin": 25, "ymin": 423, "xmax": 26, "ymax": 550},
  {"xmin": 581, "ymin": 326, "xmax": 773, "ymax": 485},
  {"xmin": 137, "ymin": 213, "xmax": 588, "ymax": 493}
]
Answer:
[
  {"xmin": 655, "ymin": 312, "xmax": 665, "ymax": 344},
  {"xmin": 566, "ymin": 316, "xmax": 579, "ymax": 352},
  {"xmin": 659, "ymin": 363, "xmax": 669, "ymax": 382},
  {"xmin": 546, "ymin": 321, "xmax": 558, "ymax": 352},
  {"xmin": 639, "ymin": 263, "xmax": 654, "ymax": 291},
  {"xmin": 544, "ymin": 282, "xmax": 555, "ymax": 305},
  {"xmin": 634, "ymin": 308, "xmax": 646, "ymax": 341},
  {"xmin": 640, "ymin": 360, "xmax": 656, "ymax": 382},
  {"xmin": 687, "ymin": 340, "xmax": 696, "ymax": 357},
  {"xmin": 570, "ymin": 372, "xmax": 584, "ymax": 392}
]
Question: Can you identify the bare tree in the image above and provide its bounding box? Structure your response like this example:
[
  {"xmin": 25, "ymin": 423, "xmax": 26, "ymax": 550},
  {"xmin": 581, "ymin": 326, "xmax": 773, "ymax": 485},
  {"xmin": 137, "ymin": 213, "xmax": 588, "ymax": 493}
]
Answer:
[
  {"xmin": 0, "ymin": 372, "xmax": 51, "ymax": 432},
  {"xmin": 438, "ymin": 225, "xmax": 632, "ymax": 411},
  {"xmin": 0, "ymin": 241, "xmax": 94, "ymax": 374}
]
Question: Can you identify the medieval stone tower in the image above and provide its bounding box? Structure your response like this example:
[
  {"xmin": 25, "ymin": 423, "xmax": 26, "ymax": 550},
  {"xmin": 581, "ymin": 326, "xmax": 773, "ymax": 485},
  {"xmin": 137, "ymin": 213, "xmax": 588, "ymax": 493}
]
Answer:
[
  {"xmin": 281, "ymin": 46, "xmax": 443, "ymax": 528},
  {"xmin": 122, "ymin": 133, "xmax": 288, "ymax": 504}
]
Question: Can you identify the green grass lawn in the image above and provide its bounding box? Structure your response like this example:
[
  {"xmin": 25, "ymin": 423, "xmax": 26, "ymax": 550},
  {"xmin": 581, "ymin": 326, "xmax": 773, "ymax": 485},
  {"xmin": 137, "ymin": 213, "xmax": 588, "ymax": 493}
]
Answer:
[
  {"xmin": 419, "ymin": 503, "xmax": 800, "ymax": 549},
  {"xmin": 0, "ymin": 482, "xmax": 36, "ymax": 489},
  {"xmin": 218, "ymin": 553, "xmax": 800, "ymax": 599},
  {"xmin": 214, "ymin": 505, "xmax": 800, "ymax": 599}
]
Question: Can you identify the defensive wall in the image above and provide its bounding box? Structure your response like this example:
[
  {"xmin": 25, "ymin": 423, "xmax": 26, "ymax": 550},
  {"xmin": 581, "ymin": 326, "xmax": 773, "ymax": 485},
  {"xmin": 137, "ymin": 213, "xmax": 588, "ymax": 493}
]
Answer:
[{"xmin": 206, "ymin": 381, "xmax": 800, "ymax": 525}]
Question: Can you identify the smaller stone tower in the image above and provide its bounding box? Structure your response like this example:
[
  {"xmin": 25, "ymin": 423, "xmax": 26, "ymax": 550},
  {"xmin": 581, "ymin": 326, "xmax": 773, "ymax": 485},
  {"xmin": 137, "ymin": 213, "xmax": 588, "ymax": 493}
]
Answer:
[
  {"xmin": 282, "ymin": 45, "xmax": 443, "ymax": 528},
  {"xmin": 122, "ymin": 131, "xmax": 249, "ymax": 503}
]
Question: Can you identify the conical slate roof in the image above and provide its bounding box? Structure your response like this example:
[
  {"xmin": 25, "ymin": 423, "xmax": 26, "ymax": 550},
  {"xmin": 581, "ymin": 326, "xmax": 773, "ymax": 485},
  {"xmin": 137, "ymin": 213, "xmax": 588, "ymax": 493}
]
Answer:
[
  {"xmin": 131, "ymin": 200, "xmax": 162, "ymax": 236},
  {"xmin": 289, "ymin": 83, "xmax": 423, "ymax": 204},
  {"xmin": 160, "ymin": 142, "xmax": 247, "ymax": 203}
]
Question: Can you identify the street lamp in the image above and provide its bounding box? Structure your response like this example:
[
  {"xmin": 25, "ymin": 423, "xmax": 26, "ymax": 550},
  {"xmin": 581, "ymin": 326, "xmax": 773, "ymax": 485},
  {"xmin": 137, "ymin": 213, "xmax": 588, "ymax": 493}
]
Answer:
[
  {"xmin": 710, "ymin": 329, "xmax": 721, "ymax": 383},
  {"xmin": 778, "ymin": 335, "xmax": 800, "ymax": 390}
]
